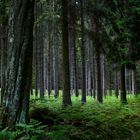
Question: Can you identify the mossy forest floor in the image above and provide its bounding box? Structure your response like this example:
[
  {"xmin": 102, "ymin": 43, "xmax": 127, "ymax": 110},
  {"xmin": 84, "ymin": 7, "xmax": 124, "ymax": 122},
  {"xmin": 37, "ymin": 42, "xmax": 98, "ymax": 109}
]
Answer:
[
  {"xmin": 30, "ymin": 95, "xmax": 140, "ymax": 140},
  {"xmin": 1, "ymin": 95, "xmax": 140, "ymax": 140}
]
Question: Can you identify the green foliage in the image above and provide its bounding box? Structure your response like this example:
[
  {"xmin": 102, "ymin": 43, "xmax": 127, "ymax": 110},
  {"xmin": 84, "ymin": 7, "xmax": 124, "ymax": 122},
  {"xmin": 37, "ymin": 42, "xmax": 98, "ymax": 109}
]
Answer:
[
  {"xmin": 0, "ymin": 120, "xmax": 47, "ymax": 140},
  {"xmin": 0, "ymin": 131, "xmax": 18, "ymax": 140},
  {"xmin": 29, "ymin": 95, "xmax": 140, "ymax": 140},
  {"xmin": 0, "ymin": 0, "xmax": 9, "ymax": 23},
  {"xmin": 1, "ymin": 95, "xmax": 140, "ymax": 139},
  {"xmin": 15, "ymin": 120, "xmax": 47, "ymax": 140}
]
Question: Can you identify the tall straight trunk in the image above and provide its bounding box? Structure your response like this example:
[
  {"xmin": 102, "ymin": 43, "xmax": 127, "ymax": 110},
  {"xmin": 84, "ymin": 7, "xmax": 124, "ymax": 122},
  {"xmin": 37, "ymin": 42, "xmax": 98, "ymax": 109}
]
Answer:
[
  {"xmin": 120, "ymin": 65, "xmax": 127, "ymax": 103},
  {"xmin": 52, "ymin": 0, "xmax": 59, "ymax": 98},
  {"xmin": 69, "ymin": 0, "xmax": 79, "ymax": 97},
  {"xmin": 43, "ymin": 45, "xmax": 47, "ymax": 94},
  {"xmin": 85, "ymin": 36, "xmax": 89, "ymax": 96},
  {"xmin": 35, "ymin": 35, "xmax": 40, "ymax": 97},
  {"xmin": 101, "ymin": 53, "xmax": 105, "ymax": 97},
  {"xmin": 69, "ymin": 33, "xmax": 75, "ymax": 95},
  {"xmin": 114, "ymin": 71, "xmax": 119, "ymax": 98},
  {"xmin": 132, "ymin": 68, "xmax": 137, "ymax": 94},
  {"xmin": 92, "ymin": 54, "xmax": 96, "ymax": 99},
  {"xmin": 62, "ymin": 0, "xmax": 72, "ymax": 106},
  {"xmin": 87, "ymin": 40, "xmax": 92, "ymax": 96},
  {"xmin": 109, "ymin": 71, "xmax": 112, "ymax": 96},
  {"xmin": 96, "ymin": 47, "xmax": 103, "ymax": 103},
  {"xmin": 37, "ymin": 4, "xmax": 45, "ymax": 98},
  {"xmin": 69, "ymin": 39, "xmax": 74, "ymax": 95},
  {"xmin": 104, "ymin": 58, "xmax": 108, "ymax": 97},
  {"xmin": 43, "ymin": 31, "xmax": 48, "ymax": 97},
  {"xmin": 94, "ymin": 15, "xmax": 103, "ymax": 103},
  {"xmin": 73, "ymin": 44, "xmax": 79, "ymax": 97},
  {"xmin": 53, "ymin": 31, "xmax": 59, "ymax": 98},
  {"xmin": 125, "ymin": 66, "xmax": 127, "ymax": 93},
  {"xmin": 87, "ymin": 63, "xmax": 92, "ymax": 96},
  {"xmin": 128, "ymin": 70, "xmax": 132, "ymax": 94},
  {"xmin": 40, "ymin": 21, "xmax": 45, "ymax": 98},
  {"xmin": 34, "ymin": 2, "xmax": 39, "ymax": 97},
  {"xmin": 1, "ymin": 0, "xmax": 34, "ymax": 129},
  {"xmin": 47, "ymin": 23, "xmax": 52, "ymax": 97},
  {"xmin": 80, "ymin": 0, "xmax": 86, "ymax": 104},
  {"xmin": 0, "ymin": 19, "xmax": 8, "ymax": 105},
  {"xmin": 35, "ymin": 28, "xmax": 39, "ymax": 97}
]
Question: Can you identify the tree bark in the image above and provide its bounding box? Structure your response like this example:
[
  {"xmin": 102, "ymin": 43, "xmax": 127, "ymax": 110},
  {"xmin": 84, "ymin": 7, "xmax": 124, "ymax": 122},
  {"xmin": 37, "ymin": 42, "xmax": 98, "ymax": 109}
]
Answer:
[
  {"xmin": 0, "ymin": 18, "xmax": 8, "ymax": 105},
  {"xmin": 132, "ymin": 67, "xmax": 137, "ymax": 95},
  {"xmin": 109, "ymin": 71, "xmax": 112, "ymax": 96},
  {"xmin": 92, "ymin": 54, "xmax": 96, "ymax": 99},
  {"xmin": 120, "ymin": 65, "xmax": 127, "ymax": 103},
  {"xmin": 96, "ymin": 47, "xmax": 103, "ymax": 103},
  {"xmin": 47, "ymin": 23, "xmax": 53, "ymax": 97},
  {"xmin": 62, "ymin": 0, "xmax": 72, "ymax": 106},
  {"xmin": 1, "ymin": 0, "xmax": 34, "ymax": 129},
  {"xmin": 80, "ymin": 0, "xmax": 86, "ymax": 104},
  {"xmin": 53, "ymin": 31, "xmax": 59, "ymax": 98},
  {"xmin": 114, "ymin": 71, "xmax": 119, "ymax": 98}
]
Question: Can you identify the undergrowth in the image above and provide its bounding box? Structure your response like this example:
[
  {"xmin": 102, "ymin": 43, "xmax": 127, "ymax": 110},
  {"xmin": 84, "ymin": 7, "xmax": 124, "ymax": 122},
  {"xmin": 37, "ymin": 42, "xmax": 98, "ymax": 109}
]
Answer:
[
  {"xmin": 30, "ymin": 95, "xmax": 140, "ymax": 140},
  {"xmin": 1, "ymin": 95, "xmax": 140, "ymax": 140}
]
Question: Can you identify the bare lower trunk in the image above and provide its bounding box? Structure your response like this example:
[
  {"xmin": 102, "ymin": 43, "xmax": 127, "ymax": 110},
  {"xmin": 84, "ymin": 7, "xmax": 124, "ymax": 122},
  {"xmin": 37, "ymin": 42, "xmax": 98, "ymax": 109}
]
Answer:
[
  {"xmin": 132, "ymin": 68, "xmax": 137, "ymax": 94},
  {"xmin": 109, "ymin": 72, "xmax": 112, "ymax": 96},
  {"xmin": 92, "ymin": 55, "xmax": 96, "ymax": 99},
  {"xmin": 53, "ymin": 32, "xmax": 59, "ymax": 98},
  {"xmin": 114, "ymin": 71, "xmax": 119, "ymax": 98},
  {"xmin": 96, "ymin": 48, "xmax": 103, "ymax": 103},
  {"xmin": 62, "ymin": 0, "xmax": 72, "ymax": 106},
  {"xmin": 34, "ymin": 4, "xmax": 39, "ymax": 97},
  {"xmin": 128, "ymin": 70, "xmax": 132, "ymax": 94},
  {"xmin": 80, "ymin": 0, "xmax": 86, "ymax": 104},
  {"xmin": 73, "ymin": 45, "xmax": 79, "ymax": 97},
  {"xmin": 87, "ymin": 41, "xmax": 92, "ymax": 96},
  {"xmin": 47, "ymin": 24, "xmax": 52, "ymax": 97},
  {"xmin": 0, "ymin": 20, "xmax": 8, "ymax": 105},
  {"xmin": 120, "ymin": 65, "xmax": 127, "ymax": 103},
  {"xmin": 1, "ymin": 0, "xmax": 34, "ymax": 129},
  {"xmin": 101, "ymin": 53, "xmax": 105, "ymax": 97}
]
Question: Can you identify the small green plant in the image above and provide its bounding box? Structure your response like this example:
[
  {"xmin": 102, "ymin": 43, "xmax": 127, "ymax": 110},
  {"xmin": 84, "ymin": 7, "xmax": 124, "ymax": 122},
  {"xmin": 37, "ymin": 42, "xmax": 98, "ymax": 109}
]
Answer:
[
  {"xmin": 15, "ymin": 119, "xmax": 47, "ymax": 140},
  {"xmin": 0, "ymin": 131, "xmax": 18, "ymax": 140}
]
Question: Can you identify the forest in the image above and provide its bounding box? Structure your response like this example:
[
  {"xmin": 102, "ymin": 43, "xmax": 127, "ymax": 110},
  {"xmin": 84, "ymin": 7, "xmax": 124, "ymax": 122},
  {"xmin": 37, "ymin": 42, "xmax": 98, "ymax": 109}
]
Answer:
[{"xmin": 0, "ymin": 0, "xmax": 140, "ymax": 139}]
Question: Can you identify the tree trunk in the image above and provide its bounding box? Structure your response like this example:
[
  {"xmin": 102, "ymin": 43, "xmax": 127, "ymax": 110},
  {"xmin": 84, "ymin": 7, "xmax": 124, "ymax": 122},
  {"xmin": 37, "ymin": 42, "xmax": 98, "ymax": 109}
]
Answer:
[
  {"xmin": 53, "ymin": 31, "xmax": 59, "ymax": 98},
  {"xmin": 92, "ymin": 54, "xmax": 96, "ymax": 99},
  {"xmin": 52, "ymin": 0, "xmax": 59, "ymax": 99},
  {"xmin": 0, "ymin": 19, "xmax": 8, "ymax": 105},
  {"xmin": 1, "ymin": 0, "xmax": 34, "ymax": 129},
  {"xmin": 114, "ymin": 71, "xmax": 119, "ymax": 98},
  {"xmin": 73, "ymin": 44, "xmax": 79, "ymax": 97},
  {"xmin": 120, "ymin": 65, "xmax": 127, "ymax": 103},
  {"xmin": 37, "ymin": 4, "xmax": 45, "ymax": 98},
  {"xmin": 96, "ymin": 47, "xmax": 103, "ymax": 103},
  {"xmin": 109, "ymin": 71, "xmax": 112, "ymax": 96},
  {"xmin": 47, "ymin": 23, "xmax": 53, "ymax": 97},
  {"xmin": 132, "ymin": 68, "xmax": 137, "ymax": 95},
  {"xmin": 101, "ymin": 53, "xmax": 105, "ymax": 97},
  {"xmin": 128, "ymin": 70, "xmax": 132, "ymax": 94},
  {"xmin": 68, "ymin": 0, "xmax": 79, "ymax": 97},
  {"xmin": 87, "ymin": 40, "xmax": 92, "ymax": 96},
  {"xmin": 62, "ymin": 0, "xmax": 72, "ymax": 106},
  {"xmin": 80, "ymin": 0, "xmax": 86, "ymax": 104}
]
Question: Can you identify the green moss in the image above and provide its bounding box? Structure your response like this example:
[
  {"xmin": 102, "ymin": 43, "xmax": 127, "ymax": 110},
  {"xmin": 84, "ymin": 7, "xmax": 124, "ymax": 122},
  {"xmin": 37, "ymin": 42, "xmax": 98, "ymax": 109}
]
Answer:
[{"xmin": 29, "ymin": 95, "xmax": 140, "ymax": 140}]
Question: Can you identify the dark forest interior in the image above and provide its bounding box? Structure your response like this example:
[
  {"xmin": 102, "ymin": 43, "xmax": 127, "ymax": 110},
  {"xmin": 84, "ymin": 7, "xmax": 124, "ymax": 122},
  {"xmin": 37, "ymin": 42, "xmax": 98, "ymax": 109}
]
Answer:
[{"xmin": 0, "ymin": 0, "xmax": 140, "ymax": 139}]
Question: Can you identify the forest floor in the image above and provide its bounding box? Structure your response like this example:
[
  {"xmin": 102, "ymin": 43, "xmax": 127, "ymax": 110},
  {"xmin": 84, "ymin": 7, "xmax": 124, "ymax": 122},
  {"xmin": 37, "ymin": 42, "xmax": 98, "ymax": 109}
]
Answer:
[
  {"xmin": 1, "ymin": 95, "xmax": 140, "ymax": 140},
  {"xmin": 29, "ymin": 95, "xmax": 140, "ymax": 140}
]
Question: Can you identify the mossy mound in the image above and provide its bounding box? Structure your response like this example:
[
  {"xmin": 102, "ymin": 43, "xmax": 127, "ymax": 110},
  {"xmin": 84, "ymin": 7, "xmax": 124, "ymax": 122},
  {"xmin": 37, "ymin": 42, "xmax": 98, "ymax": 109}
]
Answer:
[{"xmin": 30, "ymin": 107, "xmax": 58, "ymax": 126}]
